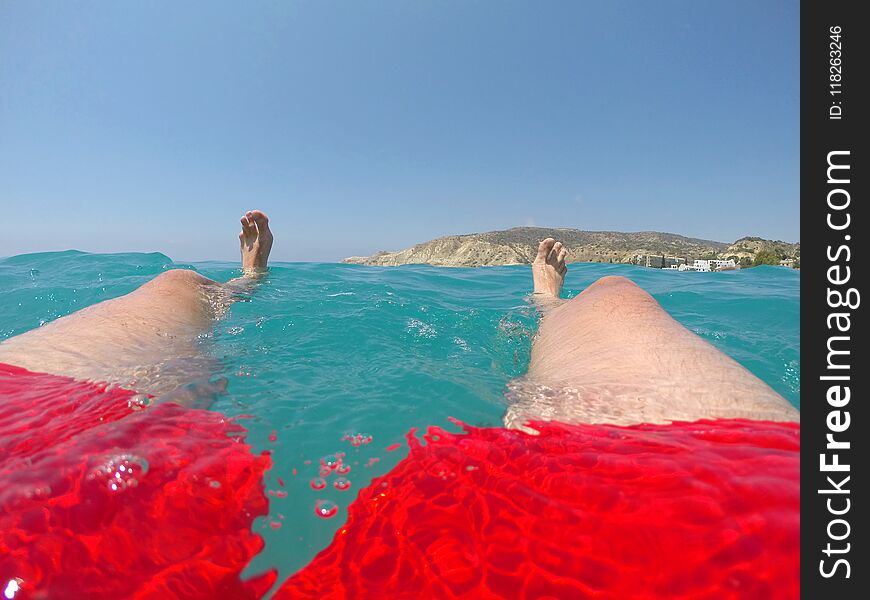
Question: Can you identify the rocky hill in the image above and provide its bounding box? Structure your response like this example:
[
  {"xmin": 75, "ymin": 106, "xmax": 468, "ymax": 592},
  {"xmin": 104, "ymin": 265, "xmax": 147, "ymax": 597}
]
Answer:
[
  {"xmin": 720, "ymin": 237, "xmax": 801, "ymax": 261},
  {"xmin": 343, "ymin": 228, "xmax": 738, "ymax": 267}
]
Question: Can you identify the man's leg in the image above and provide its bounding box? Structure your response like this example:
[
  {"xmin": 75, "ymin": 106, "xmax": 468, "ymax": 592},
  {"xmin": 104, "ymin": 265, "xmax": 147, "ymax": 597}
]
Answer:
[
  {"xmin": 505, "ymin": 239, "xmax": 799, "ymax": 429},
  {"xmin": 0, "ymin": 210, "xmax": 273, "ymax": 394}
]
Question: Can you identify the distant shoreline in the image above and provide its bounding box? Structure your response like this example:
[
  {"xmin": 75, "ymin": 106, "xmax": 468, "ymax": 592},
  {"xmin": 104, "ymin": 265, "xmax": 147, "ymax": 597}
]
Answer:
[{"xmin": 343, "ymin": 227, "xmax": 800, "ymax": 269}]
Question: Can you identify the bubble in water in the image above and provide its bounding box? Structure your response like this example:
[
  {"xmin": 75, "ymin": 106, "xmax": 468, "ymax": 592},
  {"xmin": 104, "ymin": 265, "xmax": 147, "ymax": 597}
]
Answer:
[
  {"xmin": 209, "ymin": 480, "xmax": 221, "ymax": 489},
  {"xmin": 407, "ymin": 318, "xmax": 436, "ymax": 338},
  {"xmin": 310, "ymin": 478, "xmax": 327, "ymax": 490},
  {"xmin": 314, "ymin": 500, "xmax": 339, "ymax": 519},
  {"xmin": 88, "ymin": 454, "xmax": 148, "ymax": 494},
  {"xmin": 26, "ymin": 485, "xmax": 52, "ymax": 499},
  {"xmin": 453, "ymin": 336, "xmax": 471, "ymax": 352},
  {"xmin": 333, "ymin": 478, "xmax": 351, "ymax": 491},
  {"xmin": 335, "ymin": 463, "xmax": 351, "ymax": 475},
  {"xmin": 320, "ymin": 454, "xmax": 340, "ymax": 470},
  {"xmin": 127, "ymin": 394, "xmax": 152, "ymax": 411},
  {"xmin": 342, "ymin": 433, "xmax": 374, "ymax": 447},
  {"xmin": 268, "ymin": 430, "xmax": 278, "ymax": 443},
  {"xmin": 319, "ymin": 467, "xmax": 332, "ymax": 478},
  {"xmin": 4, "ymin": 578, "xmax": 23, "ymax": 599}
]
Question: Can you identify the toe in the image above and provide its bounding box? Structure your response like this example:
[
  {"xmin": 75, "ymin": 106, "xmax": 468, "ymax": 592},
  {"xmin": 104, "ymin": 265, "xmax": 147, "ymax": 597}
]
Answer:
[
  {"xmin": 536, "ymin": 238, "xmax": 556, "ymax": 261},
  {"xmin": 549, "ymin": 241, "xmax": 563, "ymax": 262},
  {"xmin": 249, "ymin": 209, "xmax": 270, "ymax": 232},
  {"xmin": 557, "ymin": 248, "xmax": 568, "ymax": 264},
  {"xmin": 240, "ymin": 216, "xmax": 256, "ymax": 238}
]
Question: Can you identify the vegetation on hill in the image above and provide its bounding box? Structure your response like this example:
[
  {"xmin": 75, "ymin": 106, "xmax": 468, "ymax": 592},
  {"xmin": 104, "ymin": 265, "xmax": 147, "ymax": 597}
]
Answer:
[
  {"xmin": 343, "ymin": 228, "xmax": 799, "ymax": 268},
  {"xmin": 753, "ymin": 250, "xmax": 784, "ymax": 266},
  {"xmin": 724, "ymin": 237, "xmax": 800, "ymax": 262}
]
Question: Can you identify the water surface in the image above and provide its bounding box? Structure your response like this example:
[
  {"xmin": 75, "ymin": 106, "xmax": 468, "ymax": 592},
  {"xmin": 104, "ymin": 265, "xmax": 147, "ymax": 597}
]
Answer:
[{"xmin": 0, "ymin": 251, "xmax": 800, "ymax": 582}]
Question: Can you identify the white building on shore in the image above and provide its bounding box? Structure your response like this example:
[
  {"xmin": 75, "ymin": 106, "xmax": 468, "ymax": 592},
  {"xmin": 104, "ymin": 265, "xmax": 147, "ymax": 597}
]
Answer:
[
  {"xmin": 676, "ymin": 259, "xmax": 736, "ymax": 272},
  {"xmin": 635, "ymin": 255, "xmax": 686, "ymax": 269}
]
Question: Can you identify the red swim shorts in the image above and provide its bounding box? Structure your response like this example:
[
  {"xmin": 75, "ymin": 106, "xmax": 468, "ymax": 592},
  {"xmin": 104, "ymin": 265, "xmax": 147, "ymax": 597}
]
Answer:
[
  {"xmin": 1, "ymin": 363, "xmax": 799, "ymax": 599},
  {"xmin": 277, "ymin": 418, "xmax": 800, "ymax": 599},
  {"xmin": 0, "ymin": 363, "xmax": 274, "ymax": 599}
]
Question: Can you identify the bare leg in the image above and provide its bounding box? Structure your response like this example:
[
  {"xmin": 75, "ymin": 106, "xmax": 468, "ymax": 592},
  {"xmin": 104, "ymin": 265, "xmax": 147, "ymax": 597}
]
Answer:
[
  {"xmin": 0, "ymin": 210, "xmax": 273, "ymax": 395},
  {"xmin": 505, "ymin": 239, "xmax": 799, "ymax": 429}
]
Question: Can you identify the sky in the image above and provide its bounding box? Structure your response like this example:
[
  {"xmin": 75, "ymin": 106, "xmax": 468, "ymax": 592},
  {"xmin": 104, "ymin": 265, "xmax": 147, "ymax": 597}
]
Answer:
[{"xmin": 0, "ymin": 1, "xmax": 799, "ymax": 262}]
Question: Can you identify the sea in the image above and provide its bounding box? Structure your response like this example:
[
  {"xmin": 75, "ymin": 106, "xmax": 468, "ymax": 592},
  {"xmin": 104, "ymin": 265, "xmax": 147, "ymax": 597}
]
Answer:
[{"xmin": 0, "ymin": 250, "xmax": 800, "ymax": 587}]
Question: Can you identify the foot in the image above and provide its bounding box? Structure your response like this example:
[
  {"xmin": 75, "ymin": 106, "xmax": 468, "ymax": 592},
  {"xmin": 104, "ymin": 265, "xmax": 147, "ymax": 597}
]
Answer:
[
  {"xmin": 532, "ymin": 238, "xmax": 568, "ymax": 298},
  {"xmin": 239, "ymin": 210, "xmax": 273, "ymax": 273}
]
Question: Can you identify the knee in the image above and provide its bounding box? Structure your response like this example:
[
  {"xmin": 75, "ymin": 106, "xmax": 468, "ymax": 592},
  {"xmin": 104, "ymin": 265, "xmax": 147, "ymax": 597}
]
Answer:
[
  {"xmin": 586, "ymin": 276, "xmax": 640, "ymax": 292},
  {"xmin": 154, "ymin": 269, "xmax": 212, "ymax": 286},
  {"xmin": 145, "ymin": 269, "xmax": 215, "ymax": 295},
  {"xmin": 136, "ymin": 269, "xmax": 219, "ymax": 321},
  {"xmin": 576, "ymin": 275, "xmax": 656, "ymax": 308}
]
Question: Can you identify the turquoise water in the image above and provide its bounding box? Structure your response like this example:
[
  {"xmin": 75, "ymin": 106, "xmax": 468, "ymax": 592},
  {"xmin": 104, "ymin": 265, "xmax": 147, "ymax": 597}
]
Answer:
[{"xmin": 0, "ymin": 251, "xmax": 800, "ymax": 584}]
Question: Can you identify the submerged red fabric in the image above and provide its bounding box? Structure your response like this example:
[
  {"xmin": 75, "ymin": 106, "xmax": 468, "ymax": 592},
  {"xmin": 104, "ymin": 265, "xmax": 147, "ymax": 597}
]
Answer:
[
  {"xmin": 278, "ymin": 419, "xmax": 800, "ymax": 599},
  {"xmin": 1, "ymin": 362, "xmax": 800, "ymax": 599},
  {"xmin": 0, "ymin": 363, "xmax": 275, "ymax": 599}
]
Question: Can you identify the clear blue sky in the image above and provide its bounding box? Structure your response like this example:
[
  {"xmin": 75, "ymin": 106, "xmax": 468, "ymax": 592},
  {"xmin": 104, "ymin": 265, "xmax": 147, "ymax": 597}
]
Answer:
[{"xmin": 0, "ymin": 1, "xmax": 799, "ymax": 262}]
